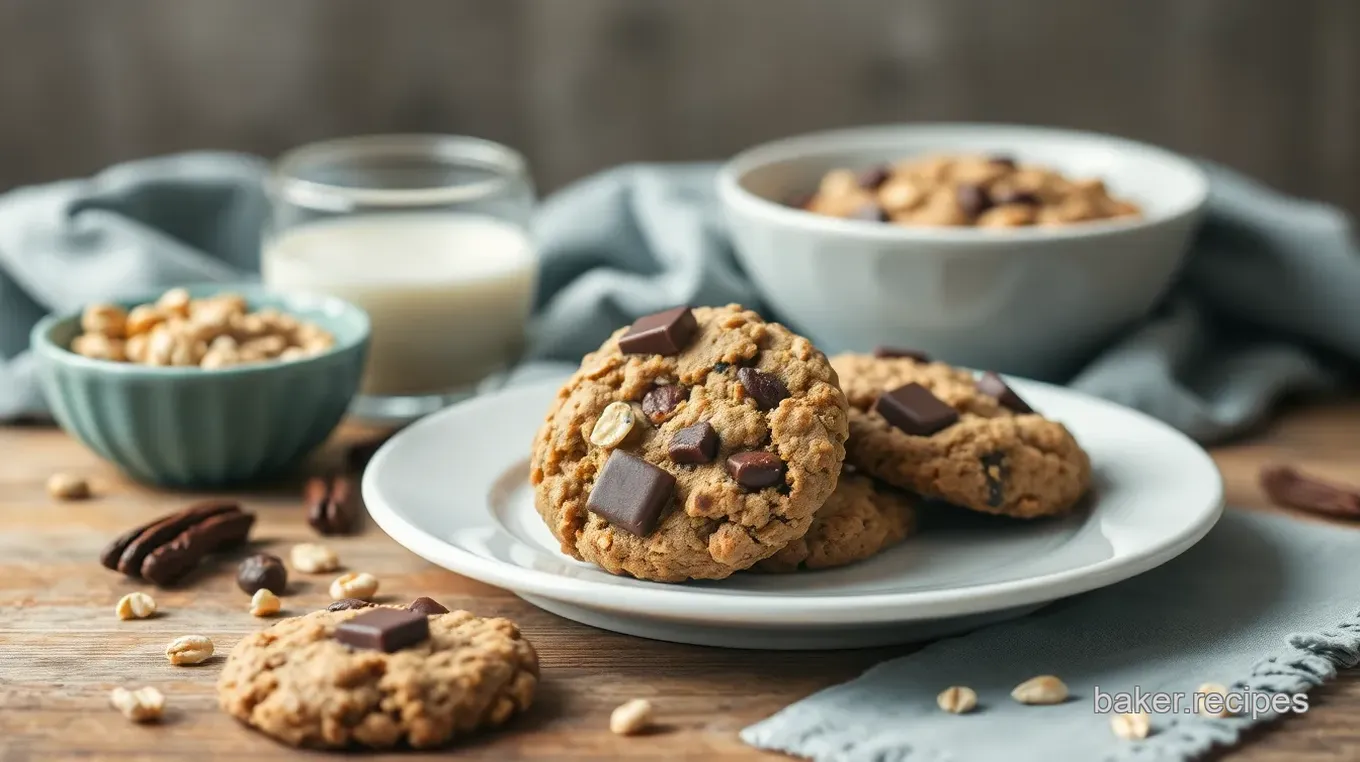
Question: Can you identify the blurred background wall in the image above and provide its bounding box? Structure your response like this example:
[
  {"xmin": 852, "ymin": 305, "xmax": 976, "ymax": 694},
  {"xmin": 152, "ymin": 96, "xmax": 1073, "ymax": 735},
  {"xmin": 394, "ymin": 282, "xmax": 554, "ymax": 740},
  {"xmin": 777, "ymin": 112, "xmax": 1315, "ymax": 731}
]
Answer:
[{"xmin": 1, "ymin": 0, "xmax": 1356, "ymax": 212}]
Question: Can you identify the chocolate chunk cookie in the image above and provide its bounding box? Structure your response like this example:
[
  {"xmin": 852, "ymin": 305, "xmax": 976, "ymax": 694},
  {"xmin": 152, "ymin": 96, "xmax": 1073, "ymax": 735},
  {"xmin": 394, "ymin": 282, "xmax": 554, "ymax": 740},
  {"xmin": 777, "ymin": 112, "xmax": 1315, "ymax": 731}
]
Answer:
[
  {"xmin": 832, "ymin": 353, "xmax": 1090, "ymax": 518},
  {"xmin": 530, "ymin": 304, "xmax": 849, "ymax": 582},
  {"xmin": 218, "ymin": 608, "xmax": 538, "ymax": 749},
  {"xmin": 754, "ymin": 473, "xmax": 917, "ymax": 573}
]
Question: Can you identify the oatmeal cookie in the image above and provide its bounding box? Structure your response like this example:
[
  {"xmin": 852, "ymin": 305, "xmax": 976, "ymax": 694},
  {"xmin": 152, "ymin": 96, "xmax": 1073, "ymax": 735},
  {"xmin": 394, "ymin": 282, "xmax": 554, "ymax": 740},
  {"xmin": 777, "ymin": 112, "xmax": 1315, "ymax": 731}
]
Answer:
[
  {"xmin": 754, "ymin": 472, "xmax": 917, "ymax": 573},
  {"xmin": 833, "ymin": 352, "xmax": 1090, "ymax": 518},
  {"xmin": 217, "ymin": 607, "xmax": 538, "ymax": 749},
  {"xmin": 530, "ymin": 304, "xmax": 849, "ymax": 582}
]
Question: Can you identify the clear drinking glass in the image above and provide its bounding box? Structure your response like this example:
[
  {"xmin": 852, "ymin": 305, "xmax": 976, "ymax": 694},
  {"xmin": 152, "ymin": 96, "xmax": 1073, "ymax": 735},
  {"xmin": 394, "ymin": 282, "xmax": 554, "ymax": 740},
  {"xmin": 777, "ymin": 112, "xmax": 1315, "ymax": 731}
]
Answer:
[{"xmin": 264, "ymin": 135, "xmax": 538, "ymax": 422}]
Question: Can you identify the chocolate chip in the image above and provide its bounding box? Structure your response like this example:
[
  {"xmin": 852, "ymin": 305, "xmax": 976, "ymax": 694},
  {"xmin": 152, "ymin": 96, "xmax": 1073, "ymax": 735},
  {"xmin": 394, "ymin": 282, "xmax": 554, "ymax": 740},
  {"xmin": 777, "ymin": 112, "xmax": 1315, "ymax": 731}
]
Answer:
[
  {"xmin": 856, "ymin": 165, "xmax": 891, "ymax": 190},
  {"xmin": 669, "ymin": 422, "xmax": 719, "ymax": 465},
  {"xmin": 977, "ymin": 371, "xmax": 1033, "ymax": 414},
  {"xmin": 1260, "ymin": 465, "xmax": 1360, "ymax": 519},
  {"xmin": 327, "ymin": 598, "xmax": 375, "ymax": 612},
  {"xmin": 306, "ymin": 475, "xmax": 359, "ymax": 536},
  {"xmin": 737, "ymin": 367, "xmax": 789, "ymax": 411},
  {"xmin": 875, "ymin": 383, "xmax": 959, "ymax": 436},
  {"xmin": 408, "ymin": 597, "xmax": 450, "ymax": 616},
  {"xmin": 725, "ymin": 451, "xmax": 786, "ymax": 490},
  {"xmin": 618, "ymin": 307, "xmax": 698, "ymax": 356},
  {"xmin": 981, "ymin": 452, "xmax": 1007, "ymax": 508},
  {"xmin": 335, "ymin": 608, "xmax": 430, "ymax": 653},
  {"xmin": 642, "ymin": 384, "xmax": 687, "ymax": 424},
  {"xmin": 712, "ymin": 362, "xmax": 730, "ymax": 373},
  {"xmin": 850, "ymin": 202, "xmax": 889, "ymax": 222},
  {"xmin": 989, "ymin": 154, "xmax": 1017, "ymax": 169},
  {"xmin": 955, "ymin": 184, "xmax": 993, "ymax": 218},
  {"xmin": 872, "ymin": 346, "xmax": 931, "ymax": 362},
  {"xmin": 140, "ymin": 510, "xmax": 256, "ymax": 587},
  {"xmin": 586, "ymin": 450, "xmax": 676, "ymax": 536},
  {"xmin": 236, "ymin": 553, "xmax": 287, "ymax": 595},
  {"xmin": 102, "ymin": 500, "xmax": 242, "ymax": 575},
  {"xmin": 991, "ymin": 188, "xmax": 1040, "ymax": 206}
]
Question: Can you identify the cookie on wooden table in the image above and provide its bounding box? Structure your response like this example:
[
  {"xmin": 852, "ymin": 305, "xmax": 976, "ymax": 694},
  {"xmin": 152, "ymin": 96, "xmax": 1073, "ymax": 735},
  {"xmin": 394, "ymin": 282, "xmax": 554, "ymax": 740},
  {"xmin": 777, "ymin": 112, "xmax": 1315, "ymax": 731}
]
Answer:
[
  {"xmin": 754, "ymin": 472, "xmax": 917, "ymax": 573},
  {"xmin": 832, "ymin": 352, "xmax": 1090, "ymax": 519},
  {"xmin": 530, "ymin": 304, "xmax": 849, "ymax": 582},
  {"xmin": 217, "ymin": 606, "xmax": 538, "ymax": 749}
]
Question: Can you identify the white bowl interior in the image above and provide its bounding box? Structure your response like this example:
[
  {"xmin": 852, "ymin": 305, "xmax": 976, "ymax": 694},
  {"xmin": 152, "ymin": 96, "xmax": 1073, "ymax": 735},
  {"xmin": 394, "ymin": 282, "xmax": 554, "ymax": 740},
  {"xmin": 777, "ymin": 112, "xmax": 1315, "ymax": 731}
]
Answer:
[{"xmin": 729, "ymin": 123, "xmax": 1206, "ymax": 226}]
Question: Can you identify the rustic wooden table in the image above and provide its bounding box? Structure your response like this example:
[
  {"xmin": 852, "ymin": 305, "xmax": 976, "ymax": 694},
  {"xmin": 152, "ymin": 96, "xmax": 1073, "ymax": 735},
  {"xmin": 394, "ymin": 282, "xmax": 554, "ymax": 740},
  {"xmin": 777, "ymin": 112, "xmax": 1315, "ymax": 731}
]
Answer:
[{"xmin": 4, "ymin": 400, "xmax": 1360, "ymax": 762}]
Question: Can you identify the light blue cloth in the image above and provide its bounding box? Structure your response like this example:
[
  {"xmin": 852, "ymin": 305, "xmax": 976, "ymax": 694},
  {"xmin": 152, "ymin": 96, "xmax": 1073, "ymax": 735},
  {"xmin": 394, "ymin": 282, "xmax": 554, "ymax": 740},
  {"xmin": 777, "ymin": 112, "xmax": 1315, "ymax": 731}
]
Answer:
[
  {"xmin": 1, "ymin": 154, "xmax": 1356, "ymax": 442},
  {"xmin": 743, "ymin": 510, "xmax": 1360, "ymax": 762}
]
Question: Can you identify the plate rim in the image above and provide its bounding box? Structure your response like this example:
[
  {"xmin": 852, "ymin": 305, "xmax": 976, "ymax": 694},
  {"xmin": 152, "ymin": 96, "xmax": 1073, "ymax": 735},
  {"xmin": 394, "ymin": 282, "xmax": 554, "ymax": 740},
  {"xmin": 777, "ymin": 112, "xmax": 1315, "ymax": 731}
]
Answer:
[{"xmin": 363, "ymin": 377, "xmax": 1224, "ymax": 626}]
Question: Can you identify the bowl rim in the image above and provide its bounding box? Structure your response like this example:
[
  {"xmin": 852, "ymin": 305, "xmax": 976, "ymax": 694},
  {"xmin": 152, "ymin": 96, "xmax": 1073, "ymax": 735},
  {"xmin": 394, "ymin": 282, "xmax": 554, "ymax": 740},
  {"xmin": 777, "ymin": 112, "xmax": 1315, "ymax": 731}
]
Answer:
[
  {"xmin": 30, "ymin": 282, "xmax": 371, "ymax": 378},
  {"xmin": 716, "ymin": 121, "xmax": 1211, "ymax": 243}
]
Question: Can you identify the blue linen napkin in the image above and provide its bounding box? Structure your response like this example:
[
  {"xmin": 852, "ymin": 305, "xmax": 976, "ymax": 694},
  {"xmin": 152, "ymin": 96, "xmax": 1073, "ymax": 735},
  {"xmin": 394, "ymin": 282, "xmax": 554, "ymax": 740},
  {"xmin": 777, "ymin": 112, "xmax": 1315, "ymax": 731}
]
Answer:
[
  {"xmin": 743, "ymin": 510, "xmax": 1360, "ymax": 762},
  {"xmin": 1, "ymin": 154, "xmax": 1357, "ymax": 442}
]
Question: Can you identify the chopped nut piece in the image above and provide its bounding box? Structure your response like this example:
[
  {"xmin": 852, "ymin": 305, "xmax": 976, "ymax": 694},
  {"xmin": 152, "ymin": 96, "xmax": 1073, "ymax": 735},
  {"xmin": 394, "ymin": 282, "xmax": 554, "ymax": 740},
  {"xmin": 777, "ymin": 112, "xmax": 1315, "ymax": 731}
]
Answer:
[
  {"xmin": 115, "ymin": 591, "xmax": 157, "ymax": 620},
  {"xmin": 1196, "ymin": 682, "xmax": 1234, "ymax": 717},
  {"xmin": 589, "ymin": 401, "xmax": 637, "ymax": 448},
  {"xmin": 47, "ymin": 472, "xmax": 91, "ymax": 500},
  {"xmin": 109, "ymin": 686, "xmax": 164, "ymax": 723},
  {"xmin": 936, "ymin": 685, "xmax": 978, "ymax": 714},
  {"xmin": 165, "ymin": 634, "xmax": 214, "ymax": 665},
  {"xmin": 1111, "ymin": 711, "xmax": 1151, "ymax": 740},
  {"xmin": 125, "ymin": 304, "xmax": 165, "ymax": 336},
  {"xmin": 156, "ymin": 288, "xmax": 192, "ymax": 317},
  {"xmin": 329, "ymin": 571, "xmax": 379, "ymax": 601},
  {"xmin": 291, "ymin": 542, "xmax": 340, "ymax": 573},
  {"xmin": 1011, "ymin": 675, "xmax": 1068, "ymax": 705},
  {"xmin": 81, "ymin": 304, "xmax": 128, "ymax": 338},
  {"xmin": 249, "ymin": 588, "xmax": 281, "ymax": 617},
  {"xmin": 71, "ymin": 333, "xmax": 126, "ymax": 361},
  {"xmin": 609, "ymin": 698, "xmax": 654, "ymax": 736}
]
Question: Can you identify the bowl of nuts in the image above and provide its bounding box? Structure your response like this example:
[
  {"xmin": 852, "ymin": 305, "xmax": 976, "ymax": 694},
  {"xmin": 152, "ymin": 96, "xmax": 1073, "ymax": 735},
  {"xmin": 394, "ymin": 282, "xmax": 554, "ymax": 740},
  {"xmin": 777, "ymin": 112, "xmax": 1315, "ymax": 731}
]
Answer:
[
  {"xmin": 30, "ymin": 284, "xmax": 370, "ymax": 486},
  {"xmin": 717, "ymin": 123, "xmax": 1209, "ymax": 380}
]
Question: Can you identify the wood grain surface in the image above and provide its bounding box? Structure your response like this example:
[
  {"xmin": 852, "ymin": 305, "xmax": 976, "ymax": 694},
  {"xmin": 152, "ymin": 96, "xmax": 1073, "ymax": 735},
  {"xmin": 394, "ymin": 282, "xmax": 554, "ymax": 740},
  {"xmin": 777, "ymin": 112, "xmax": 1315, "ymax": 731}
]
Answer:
[
  {"xmin": 0, "ymin": 0, "xmax": 1357, "ymax": 215},
  {"xmin": 3, "ymin": 399, "xmax": 1360, "ymax": 761}
]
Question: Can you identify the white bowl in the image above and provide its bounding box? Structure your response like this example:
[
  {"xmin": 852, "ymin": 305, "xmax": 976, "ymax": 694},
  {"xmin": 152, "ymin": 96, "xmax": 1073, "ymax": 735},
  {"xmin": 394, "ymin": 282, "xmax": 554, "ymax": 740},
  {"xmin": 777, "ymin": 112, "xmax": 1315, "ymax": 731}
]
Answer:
[{"xmin": 716, "ymin": 123, "xmax": 1208, "ymax": 380}]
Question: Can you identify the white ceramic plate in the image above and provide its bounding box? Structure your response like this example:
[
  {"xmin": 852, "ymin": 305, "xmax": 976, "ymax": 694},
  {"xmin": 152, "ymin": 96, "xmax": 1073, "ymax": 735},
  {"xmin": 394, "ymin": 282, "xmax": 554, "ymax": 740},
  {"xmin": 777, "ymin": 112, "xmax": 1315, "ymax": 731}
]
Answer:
[{"xmin": 363, "ymin": 377, "xmax": 1223, "ymax": 649}]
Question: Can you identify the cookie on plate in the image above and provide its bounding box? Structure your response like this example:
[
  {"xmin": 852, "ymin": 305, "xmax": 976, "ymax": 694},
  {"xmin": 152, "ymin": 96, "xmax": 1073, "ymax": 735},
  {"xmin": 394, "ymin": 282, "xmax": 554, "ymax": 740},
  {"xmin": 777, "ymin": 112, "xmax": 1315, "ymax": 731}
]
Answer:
[
  {"xmin": 832, "ymin": 352, "xmax": 1090, "ymax": 519},
  {"xmin": 218, "ymin": 606, "xmax": 538, "ymax": 749},
  {"xmin": 753, "ymin": 471, "xmax": 917, "ymax": 573},
  {"xmin": 530, "ymin": 304, "xmax": 849, "ymax": 582}
]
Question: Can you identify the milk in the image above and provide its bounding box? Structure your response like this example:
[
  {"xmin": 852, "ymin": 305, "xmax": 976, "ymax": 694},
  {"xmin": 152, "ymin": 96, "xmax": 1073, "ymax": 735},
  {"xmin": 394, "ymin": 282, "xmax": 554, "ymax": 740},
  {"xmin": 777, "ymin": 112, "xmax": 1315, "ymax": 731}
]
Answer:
[{"xmin": 263, "ymin": 213, "xmax": 536, "ymax": 397}]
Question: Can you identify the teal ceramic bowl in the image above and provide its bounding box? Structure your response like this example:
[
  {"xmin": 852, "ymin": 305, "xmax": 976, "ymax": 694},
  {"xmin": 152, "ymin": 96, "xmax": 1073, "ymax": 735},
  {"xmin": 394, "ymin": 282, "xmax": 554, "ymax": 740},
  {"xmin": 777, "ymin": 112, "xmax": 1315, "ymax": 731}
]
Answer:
[{"xmin": 31, "ymin": 284, "xmax": 370, "ymax": 487}]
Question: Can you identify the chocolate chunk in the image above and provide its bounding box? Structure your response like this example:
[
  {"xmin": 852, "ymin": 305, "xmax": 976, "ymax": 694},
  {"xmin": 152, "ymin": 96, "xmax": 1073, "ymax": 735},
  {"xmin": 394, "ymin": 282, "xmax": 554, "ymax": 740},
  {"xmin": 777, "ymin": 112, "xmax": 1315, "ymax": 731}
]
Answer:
[
  {"xmin": 236, "ymin": 553, "xmax": 287, "ymax": 595},
  {"xmin": 1260, "ymin": 465, "xmax": 1360, "ymax": 519},
  {"xmin": 335, "ymin": 608, "xmax": 430, "ymax": 653},
  {"xmin": 140, "ymin": 510, "xmax": 255, "ymax": 587},
  {"xmin": 103, "ymin": 501, "xmax": 242, "ymax": 575},
  {"xmin": 306, "ymin": 475, "xmax": 359, "ymax": 536},
  {"xmin": 991, "ymin": 189, "xmax": 1040, "ymax": 206},
  {"xmin": 725, "ymin": 451, "xmax": 786, "ymax": 490},
  {"xmin": 872, "ymin": 346, "xmax": 931, "ymax": 362},
  {"xmin": 327, "ymin": 598, "xmax": 376, "ymax": 612},
  {"xmin": 850, "ymin": 202, "xmax": 889, "ymax": 222},
  {"xmin": 618, "ymin": 307, "xmax": 698, "ymax": 356},
  {"xmin": 712, "ymin": 362, "xmax": 730, "ymax": 373},
  {"xmin": 981, "ymin": 452, "xmax": 1007, "ymax": 508},
  {"xmin": 989, "ymin": 154, "xmax": 1017, "ymax": 169},
  {"xmin": 977, "ymin": 371, "xmax": 1033, "ymax": 413},
  {"xmin": 642, "ymin": 384, "xmax": 687, "ymax": 424},
  {"xmin": 737, "ymin": 367, "xmax": 789, "ymax": 411},
  {"xmin": 586, "ymin": 450, "xmax": 676, "ymax": 536},
  {"xmin": 669, "ymin": 422, "xmax": 719, "ymax": 465},
  {"xmin": 955, "ymin": 184, "xmax": 993, "ymax": 218},
  {"xmin": 856, "ymin": 165, "xmax": 891, "ymax": 190},
  {"xmin": 408, "ymin": 597, "xmax": 450, "ymax": 616},
  {"xmin": 875, "ymin": 383, "xmax": 959, "ymax": 436}
]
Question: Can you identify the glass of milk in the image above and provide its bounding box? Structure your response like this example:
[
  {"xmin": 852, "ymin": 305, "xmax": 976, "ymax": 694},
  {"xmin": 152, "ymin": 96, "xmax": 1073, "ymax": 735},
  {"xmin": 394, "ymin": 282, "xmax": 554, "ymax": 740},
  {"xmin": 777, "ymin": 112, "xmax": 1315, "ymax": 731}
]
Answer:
[{"xmin": 264, "ymin": 135, "xmax": 538, "ymax": 422}]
